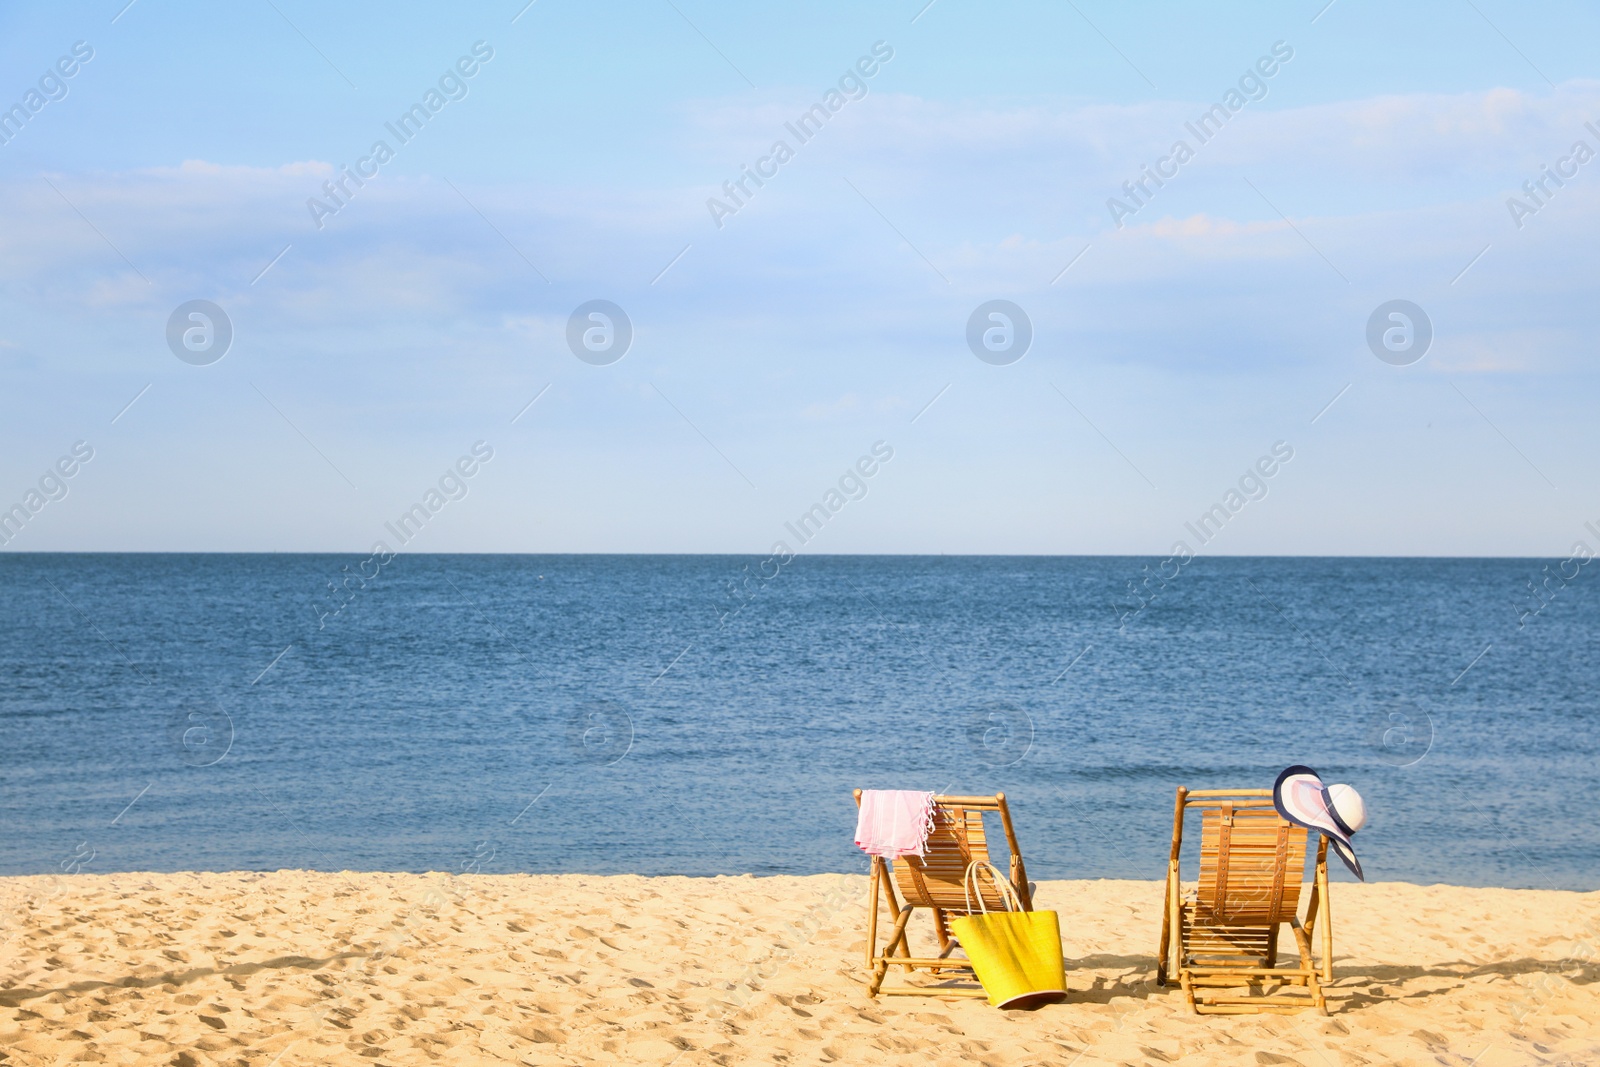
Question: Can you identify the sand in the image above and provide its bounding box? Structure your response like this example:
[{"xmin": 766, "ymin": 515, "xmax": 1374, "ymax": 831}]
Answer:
[{"xmin": 2, "ymin": 871, "xmax": 1597, "ymax": 1066}]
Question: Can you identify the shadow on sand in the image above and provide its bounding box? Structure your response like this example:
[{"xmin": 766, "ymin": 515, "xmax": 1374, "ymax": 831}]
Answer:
[
  {"xmin": 1060, "ymin": 953, "xmax": 1598, "ymax": 1013},
  {"xmin": 0, "ymin": 950, "xmax": 369, "ymax": 1008}
]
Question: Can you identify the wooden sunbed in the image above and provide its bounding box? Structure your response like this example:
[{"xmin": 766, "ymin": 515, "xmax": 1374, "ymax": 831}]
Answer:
[
  {"xmin": 1157, "ymin": 787, "xmax": 1334, "ymax": 1014},
  {"xmin": 853, "ymin": 790, "xmax": 1034, "ymax": 998}
]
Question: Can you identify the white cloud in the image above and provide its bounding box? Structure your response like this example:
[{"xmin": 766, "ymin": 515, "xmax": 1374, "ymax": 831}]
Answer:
[
  {"xmin": 5, "ymin": 80, "xmax": 1600, "ymax": 387},
  {"xmin": 799, "ymin": 393, "xmax": 862, "ymax": 421}
]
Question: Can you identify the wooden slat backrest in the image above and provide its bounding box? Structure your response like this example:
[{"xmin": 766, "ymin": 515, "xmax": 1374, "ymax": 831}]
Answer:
[
  {"xmin": 1194, "ymin": 799, "xmax": 1306, "ymax": 927},
  {"xmin": 891, "ymin": 803, "xmax": 1010, "ymax": 913}
]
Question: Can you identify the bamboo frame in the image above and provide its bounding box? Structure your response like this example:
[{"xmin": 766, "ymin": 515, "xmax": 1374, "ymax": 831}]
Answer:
[
  {"xmin": 1157, "ymin": 786, "xmax": 1334, "ymax": 1015},
  {"xmin": 853, "ymin": 789, "xmax": 1034, "ymax": 998}
]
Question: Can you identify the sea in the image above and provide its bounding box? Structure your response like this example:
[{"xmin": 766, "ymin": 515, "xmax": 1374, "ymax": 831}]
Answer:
[{"xmin": 1, "ymin": 554, "xmax": 1594, "ymax": 890}]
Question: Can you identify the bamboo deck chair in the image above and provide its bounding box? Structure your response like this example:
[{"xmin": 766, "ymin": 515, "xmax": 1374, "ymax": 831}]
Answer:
[
  {"xmin": 853, "ymin": 790, "xmax": 1034, "ymax": 998},
  {"xmin": 1157, "ymin": 787, "xmax": 1334, "ymax": 1014}
]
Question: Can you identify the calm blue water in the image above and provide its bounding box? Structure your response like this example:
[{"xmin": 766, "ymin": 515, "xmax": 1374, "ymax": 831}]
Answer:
[{"xmin": 1, "ymin": 554, "xmax": 1594, "ymax": 889}]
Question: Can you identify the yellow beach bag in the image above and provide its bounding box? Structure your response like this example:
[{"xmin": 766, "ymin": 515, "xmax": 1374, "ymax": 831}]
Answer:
[{"xmin": 948, "ymin": 861, "xmax": 1066, "ymax": 1008}]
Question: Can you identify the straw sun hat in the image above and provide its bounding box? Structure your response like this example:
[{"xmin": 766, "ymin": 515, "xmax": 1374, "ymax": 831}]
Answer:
[{"xmin": 1272, "ymin": 765, "xmax": 1367, "ymax": 881}]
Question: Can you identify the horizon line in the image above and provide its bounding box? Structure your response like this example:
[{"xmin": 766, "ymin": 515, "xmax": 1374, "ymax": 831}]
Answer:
[{"xmin": 0, "ymin": 550, "xmax": 1568, "ymax": 560}]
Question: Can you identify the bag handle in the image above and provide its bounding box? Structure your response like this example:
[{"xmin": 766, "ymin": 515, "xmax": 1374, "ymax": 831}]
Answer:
[{"xmin": 962, "ymin": 860, "xmax": 1023, "ymax": 914}]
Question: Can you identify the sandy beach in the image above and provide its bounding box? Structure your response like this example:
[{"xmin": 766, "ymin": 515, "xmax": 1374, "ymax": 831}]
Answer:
[{"xmin": 2, "ymin": 871, "xmax": 1596, "ymax": 1066}]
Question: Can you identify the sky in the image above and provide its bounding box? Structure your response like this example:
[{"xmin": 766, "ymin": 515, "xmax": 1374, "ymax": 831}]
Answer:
[{"xmin": 2, "ymin": 0, "xmax": 1598, "ymax": 555}]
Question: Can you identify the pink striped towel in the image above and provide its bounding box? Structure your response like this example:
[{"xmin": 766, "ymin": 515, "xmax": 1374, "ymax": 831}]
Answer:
[{"xmin": 854, "ymin": 789, "xmax": 938, "ymax": 860}]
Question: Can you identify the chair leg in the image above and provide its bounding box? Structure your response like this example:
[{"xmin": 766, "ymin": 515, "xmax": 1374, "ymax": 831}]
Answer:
[
  {"xmin": 1290, "ymin": 920, "xmax": 1325, "ymax": 1008},
  {"xmin": 1165, "ymin": 879, "xmax": 1185, "ymax": 990},
  {"xmin": 884, "ymin": 908, "xmax": 916, "ymax": 969},
  {"xmin": 1299, "ymin": 948, "xmax": 1327, "ymax": 1015},
  {"xmin": 1318, "ymin": 860, "xmax": 1334, "ymax": 984},
  {"xmin": 868, "ymin": 908, "xmax": 913, "ymax": 996},
  {"xmin": 865, "ymin": 859, "xmax": 881, "ymax": 971},
  {"xmin": 867, "ymin": 956, "xmax": 888, "ymax": 997},
  {"xmin": 1160, "ymin": 787, "xmax": 1187, "ymax": 988},
  {"xmin": 1290, "ymin": 920, "xmax": 1315, "ymax": 971},
  {"xmin": 1157, "ymin": 877, "xmax": 1172, "ymax": 986},
  {"xmin": 879, "ymin": 874, "xmax": 913, "ymax": 970}
]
